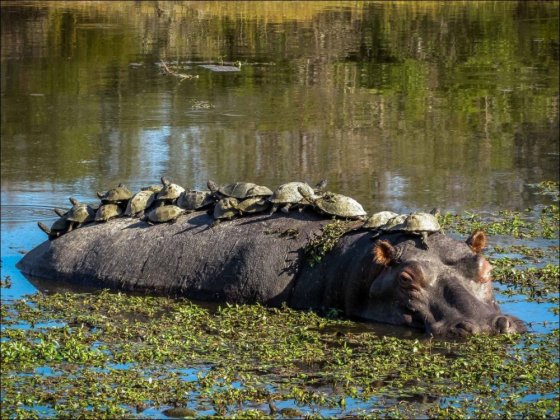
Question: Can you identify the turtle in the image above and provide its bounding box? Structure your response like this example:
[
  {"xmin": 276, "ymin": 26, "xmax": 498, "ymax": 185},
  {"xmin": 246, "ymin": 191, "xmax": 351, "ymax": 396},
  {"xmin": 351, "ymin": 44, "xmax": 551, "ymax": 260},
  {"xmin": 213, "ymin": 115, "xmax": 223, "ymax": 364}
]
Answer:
[
  {"xmin": 97, "ymin": 183, "xmax": 133, "ymax": 204},
  {"xmin": 176, "ymin": 190, "xmax": 215, "ymax": 212},
  {"xmin": 207, "ymin": 181, "xmax": 273, "ymax": 200},
  {"xmin": 66, "ymin": 198, "xmax": 96, "ymax": 225},
  {"xmin": 37, "ymin": 216, "xmax": 74, "ymax": 240},
  {"xmin": 268, "ymin": 181, "xmax": 317, "ymax": 214},
  {"xmin": 156, "ymin": 177, "xmax": 185, "ymax": 203},
  {"xmin": 95, "ymin": 203, "xmax": 122, "ymax": 222},
  {"xmin": 297, "ymin": 188, "xmax": 367, "ymax": 220},
  {"xmin": 124, "ymin": 190, "xmax": 156, "ymax": 218},
  {"xmin": 362, "ymin": 211, "xmax": 399, "ymax": 229},
  {"xmin": 145, "ymin": 205, "xmax": 185, "ymax": 224},
  {"xmin": 371, "ymin": 211, "xmax": 441, "ymax": 249},
  {"xmin": 141, "ymin": 184, "xmax": 163, "ymax": 193},
  {"xmin": 231, "ymin": 196, "xmax": 271, "ymax": 215},
  {"xmin": 211, "ymin": 197, "xmax": 240, "ymax": 226}
]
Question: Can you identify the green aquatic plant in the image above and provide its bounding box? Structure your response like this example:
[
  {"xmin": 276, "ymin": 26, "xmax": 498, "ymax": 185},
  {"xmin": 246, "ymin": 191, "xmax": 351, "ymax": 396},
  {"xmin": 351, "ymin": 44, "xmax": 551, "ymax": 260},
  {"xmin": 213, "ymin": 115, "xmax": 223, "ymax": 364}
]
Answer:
[
  {"xmin": 304, "ymin": 219, "xmax": 354, "ymax": 267},
  {"xmin": 1, "ymin": 289, "xmax": 558, "ymax": 418}
]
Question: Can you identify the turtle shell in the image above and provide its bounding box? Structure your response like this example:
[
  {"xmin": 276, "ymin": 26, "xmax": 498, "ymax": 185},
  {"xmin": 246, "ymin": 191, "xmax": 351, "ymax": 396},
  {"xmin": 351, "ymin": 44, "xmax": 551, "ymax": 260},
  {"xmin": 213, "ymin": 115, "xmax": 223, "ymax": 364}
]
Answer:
[
  {"xmin": 66, "ymin": 200, "xmax": 96, "ymax": 224},
  {"xmin": 177, "ymin": 190, "xmax": 215, "ymax": 211},
  {"xmin": 141, "ymin": 185, "xmax": 163, "ymax": 193},
  {"xmin": 147, "ymin": 205, "xmax": 184, "ymax": 223},
  {"xmin": 380, "ymin": 214, "xmax": 407, "ymax": 230},
  {"xmin": 213, "ymin": 197, "xmax": 239, "ymax": 220},
  {"xmin": 234, "ymin": 197, "xmax": 270, "ymax": 214},
  {"xmin": 98, "ymin": 184, "xmax": 133, "ymax": 203},
  {"xmin": 401, "ymin": 212, "xmax": 441, "ymax": 232},
  {"xmin": 269, "ymin": 182, "xmax": 314, "ymax": 205},
  {"xmin": 125, "ymin": 190, "xmax": 155, "ymax": 217},
  {"xmin": 156, "ymin": 180, "xmax": 185, "ymax": 201},
  {"xmin": 216, "ymin": 182, "xmax": 272, "ymax": 199},
  {"xmin": 310, "ymin": 192, "xmax": 367, "ymax": 219},
  {"xmin": 95, "ymin": 204, "xmax": 122, "ymax": 222},
  {"xmin": 363, "ymin": 211, "xmax": 399, "ymax": 229}
]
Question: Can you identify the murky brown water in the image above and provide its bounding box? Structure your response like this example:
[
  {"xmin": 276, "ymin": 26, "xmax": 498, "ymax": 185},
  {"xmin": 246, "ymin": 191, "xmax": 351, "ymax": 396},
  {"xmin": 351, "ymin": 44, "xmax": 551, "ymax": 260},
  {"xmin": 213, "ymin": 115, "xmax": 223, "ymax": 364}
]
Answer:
[{"xmin": 1, "ymin": 1, "xmax": 558, "ymax": 215}]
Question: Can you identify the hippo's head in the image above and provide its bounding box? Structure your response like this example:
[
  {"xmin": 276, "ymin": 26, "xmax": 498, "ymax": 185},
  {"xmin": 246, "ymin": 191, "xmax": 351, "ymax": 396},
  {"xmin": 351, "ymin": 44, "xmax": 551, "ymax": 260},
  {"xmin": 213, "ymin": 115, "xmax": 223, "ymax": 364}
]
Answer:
[{"xmin": 363, "ymin": 230, "xmax": 526, "ymax": 337}]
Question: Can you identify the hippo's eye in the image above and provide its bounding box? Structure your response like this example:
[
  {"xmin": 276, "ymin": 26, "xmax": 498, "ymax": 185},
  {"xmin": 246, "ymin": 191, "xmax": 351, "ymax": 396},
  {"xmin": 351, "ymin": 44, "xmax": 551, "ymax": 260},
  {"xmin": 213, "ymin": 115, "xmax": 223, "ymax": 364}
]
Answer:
[{"xmin": 398, "ymin": 267, "xmax": 425, "ymax": 292}]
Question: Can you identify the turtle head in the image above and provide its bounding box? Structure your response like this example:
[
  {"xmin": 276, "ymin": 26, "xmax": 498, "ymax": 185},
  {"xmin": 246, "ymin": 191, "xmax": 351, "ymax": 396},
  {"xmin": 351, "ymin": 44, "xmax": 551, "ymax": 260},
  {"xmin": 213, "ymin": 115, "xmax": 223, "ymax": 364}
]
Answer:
[
  {"xmin": 297, "ymin": 186, "xmax": 314, "ymax": 202},
  {"xmin": 314, "ymin": 179, "xmax": 328, "ymax": 192},
  {"xmin": 207, "ymin": 180, "xmax": 219, "ymax": 193},
  {"xmin": 69, "ymin": 197, "xmax": 79, "ymax": 206},
  {"xmin": 161, "ymin": 176, "xmax": 170, "ymax": 187}
]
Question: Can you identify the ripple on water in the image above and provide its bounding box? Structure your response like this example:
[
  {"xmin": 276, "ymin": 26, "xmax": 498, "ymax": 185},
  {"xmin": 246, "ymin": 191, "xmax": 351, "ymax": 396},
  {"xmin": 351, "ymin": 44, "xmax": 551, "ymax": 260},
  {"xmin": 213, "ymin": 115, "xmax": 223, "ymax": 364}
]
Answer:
[{"xmin": 0, "ymin": 204, "xmax": 60, "ymax": 223}]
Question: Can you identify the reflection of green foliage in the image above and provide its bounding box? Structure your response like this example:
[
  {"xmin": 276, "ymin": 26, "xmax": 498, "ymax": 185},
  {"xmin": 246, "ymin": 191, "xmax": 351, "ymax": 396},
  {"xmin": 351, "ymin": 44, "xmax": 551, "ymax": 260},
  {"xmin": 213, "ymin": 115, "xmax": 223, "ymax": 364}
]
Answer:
[{"xmin": 0, "ymin": 2, "xmax": 558, "ymax": 200}]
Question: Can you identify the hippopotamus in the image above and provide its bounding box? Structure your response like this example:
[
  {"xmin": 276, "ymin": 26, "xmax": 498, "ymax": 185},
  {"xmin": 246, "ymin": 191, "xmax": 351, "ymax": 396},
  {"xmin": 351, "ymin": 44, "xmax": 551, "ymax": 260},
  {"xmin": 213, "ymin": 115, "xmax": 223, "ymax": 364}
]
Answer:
[{"xmin": 17, "ymin": 211, "xmax": 526, "ymax": 337}]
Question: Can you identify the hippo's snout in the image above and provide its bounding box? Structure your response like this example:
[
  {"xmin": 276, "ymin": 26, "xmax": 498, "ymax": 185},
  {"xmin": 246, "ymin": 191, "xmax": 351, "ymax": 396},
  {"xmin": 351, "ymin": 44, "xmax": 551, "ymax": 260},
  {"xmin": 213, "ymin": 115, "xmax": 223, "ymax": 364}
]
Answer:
[
  {"xmin": 428, "ymin": 314, "xmax": 527, "ymax": 338},
  {"xmin": 492, "ymin": 315, "xmax": 527, "ymax": 334}
]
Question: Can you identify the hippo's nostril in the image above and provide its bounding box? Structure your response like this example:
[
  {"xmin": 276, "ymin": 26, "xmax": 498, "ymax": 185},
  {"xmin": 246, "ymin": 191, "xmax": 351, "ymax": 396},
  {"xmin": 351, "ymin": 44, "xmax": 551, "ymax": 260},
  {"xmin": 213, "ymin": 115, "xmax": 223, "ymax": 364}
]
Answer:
[{"xmin": 494, "ymin": 316, "xmax": 511, "ymax": 333}]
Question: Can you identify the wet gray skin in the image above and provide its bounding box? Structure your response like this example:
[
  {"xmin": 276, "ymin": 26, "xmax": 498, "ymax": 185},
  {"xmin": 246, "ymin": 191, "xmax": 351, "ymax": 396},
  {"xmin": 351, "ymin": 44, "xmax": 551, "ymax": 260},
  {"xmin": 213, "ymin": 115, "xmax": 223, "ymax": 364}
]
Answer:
[
  {"xmin": 293, "ymin": 229, "xmax": 527, "ymax": 337},
  {"xmin": 21, "ymin": 213, "xmax": 526, "ymax": 337}
]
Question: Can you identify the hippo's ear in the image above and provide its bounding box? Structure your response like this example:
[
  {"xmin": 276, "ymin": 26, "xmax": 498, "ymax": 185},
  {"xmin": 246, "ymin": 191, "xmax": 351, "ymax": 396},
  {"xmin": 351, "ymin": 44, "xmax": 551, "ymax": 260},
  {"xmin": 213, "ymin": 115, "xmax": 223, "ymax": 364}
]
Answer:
[
  {"xmin": 373, "ymin": 240, "xmax": 396, "ymax": 266},
  {"xmin": 466, "ymin": 230, "xmax": 487, "ymax": 253}
]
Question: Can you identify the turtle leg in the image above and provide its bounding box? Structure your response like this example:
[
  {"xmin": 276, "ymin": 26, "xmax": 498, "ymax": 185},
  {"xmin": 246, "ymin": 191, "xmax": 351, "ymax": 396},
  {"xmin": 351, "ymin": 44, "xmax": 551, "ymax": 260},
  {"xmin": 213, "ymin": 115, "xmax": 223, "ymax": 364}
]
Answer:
[
  {"xmin": 420, "ymin": 232, "xmax": 429, "ymax": 250},
  {"xmin": 280, "ymin": 204, "xmax": 291, "ymax": 214},
  {"xmin": 210, "ymin": 219, "xmax": 221, "ymax": 228},
  {"xmin": 37, "ymin": 222, "xmax": 51, "ymax": 236},
  {"xmin": 268, "ymin": 204, "xmax": 279, "ymax": 215}
]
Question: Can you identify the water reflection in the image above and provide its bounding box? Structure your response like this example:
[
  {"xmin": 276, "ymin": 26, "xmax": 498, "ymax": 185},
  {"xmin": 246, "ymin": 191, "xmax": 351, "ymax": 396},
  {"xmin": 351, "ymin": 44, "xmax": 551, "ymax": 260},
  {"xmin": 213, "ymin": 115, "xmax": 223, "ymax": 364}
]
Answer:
[{"xmin": 1, "ymin": 1, "xmax": 557, "ymax": 215}]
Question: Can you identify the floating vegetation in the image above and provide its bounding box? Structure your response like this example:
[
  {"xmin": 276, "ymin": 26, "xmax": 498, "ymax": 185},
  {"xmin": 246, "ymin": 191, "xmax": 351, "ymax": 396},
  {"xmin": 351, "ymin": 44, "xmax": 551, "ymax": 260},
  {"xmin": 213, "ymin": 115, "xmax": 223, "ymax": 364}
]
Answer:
[
  {"xmin": 527, "ymin": 180, "xmax": 560, "ymax": 201},
  {"xmin": 1, "ymin": 291, "xmax": 558, "ymax": 418},
  {"xmin": 440, "ymin": 204, "xmax": 559, "ymax": 239}
]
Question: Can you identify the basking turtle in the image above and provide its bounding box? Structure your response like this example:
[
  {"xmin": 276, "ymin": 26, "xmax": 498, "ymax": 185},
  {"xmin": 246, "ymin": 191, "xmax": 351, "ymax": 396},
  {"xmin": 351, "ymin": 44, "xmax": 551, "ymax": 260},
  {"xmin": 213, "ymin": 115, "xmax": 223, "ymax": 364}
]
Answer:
[
  {"xmin": 37, "ymin": 215, "xmax": 74, "ymax": 240},
  {"xmin": 124, "ymin": 190, "xmax": 156, "ymax": 218},
  {"xmin": 156, "ymin": 177, "xmax": 185, "ymax": 203},
  {"xmin": 207, "ymin": 181, "xmax": 273, "ymax": 200},
  {"xmin": 232, "ymin": 196, "xmax": 271, "ymax": 215},
  {"xmin": 95, "ymin": 204, "xmax": 122, "ymax": 222},
  {"xmin": 176, "ymin": 190, "xmax": 215, "ymax": 212},
  {"xmin": 371, "ymin": 212, "xmax": 441, "ymax": 249},
  {"xmin": 268, "ymin": 181, "xmax": 317, "ymax": 214},
  {"xmin": 212, "ymin": 197, "xmax": 240, "ymax": 225},
  {"xmin": 66, "ymin": 198, "xmax": 96, "ymax": 225},
  {"xmin": 141, "ymin": 184, "xmax": 163, "ymax": 193},
  {"xmin": 363, "ymin": 211, "xmax": 399, "ymax": 229},
  {"xmin": 97, "ymin": 183, "xmax": 133, "ymax": 204},
  {"xmin": 145, "ymin": 205, "xmax": 185, "ymax": 224},
  {"xmin": 297, "ymin": 188, "xmax": 367, "ymax": 220}
]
